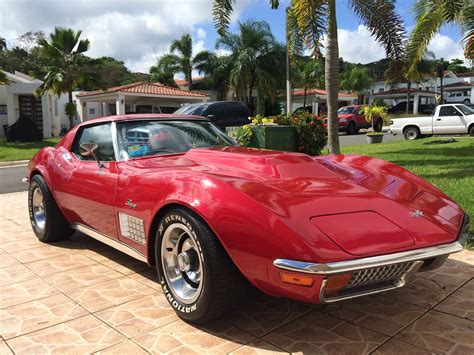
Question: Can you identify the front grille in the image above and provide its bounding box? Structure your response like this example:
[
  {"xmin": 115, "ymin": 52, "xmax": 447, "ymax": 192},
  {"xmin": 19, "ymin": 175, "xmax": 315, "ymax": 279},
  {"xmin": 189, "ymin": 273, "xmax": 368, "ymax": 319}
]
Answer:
[
  {"xmin": 323, "ymin": 261, "xmax": 417, "ymax": 301},
  {"xmin": 346, "ymin": 262, "xmax": 413, "ymax": 289}
]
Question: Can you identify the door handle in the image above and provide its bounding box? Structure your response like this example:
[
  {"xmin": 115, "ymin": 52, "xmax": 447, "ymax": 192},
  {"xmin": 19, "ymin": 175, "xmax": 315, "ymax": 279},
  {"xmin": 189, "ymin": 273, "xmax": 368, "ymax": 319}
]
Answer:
[{"xmin": 436, "ymin": 119, "xmax": 441, "ymax": 121}]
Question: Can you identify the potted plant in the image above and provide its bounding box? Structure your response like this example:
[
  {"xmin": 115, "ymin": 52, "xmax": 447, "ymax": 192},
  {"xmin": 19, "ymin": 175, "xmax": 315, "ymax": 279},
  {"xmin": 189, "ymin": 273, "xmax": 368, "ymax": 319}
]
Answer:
[{"xmin": 361, "ymin": 104, "xmax": 388, "ymax": 144}]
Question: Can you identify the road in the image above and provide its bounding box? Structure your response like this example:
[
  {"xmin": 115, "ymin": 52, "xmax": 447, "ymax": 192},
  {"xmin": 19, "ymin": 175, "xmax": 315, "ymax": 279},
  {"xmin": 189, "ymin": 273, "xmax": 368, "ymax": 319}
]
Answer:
[
  {"xmin": 338, "ymin": 130, "xmax": 404, "ymax": 147},
  {"xmin": 0, "ymin": 131, "xmax": 403, "ymax": 194},
  {"xmin": 0, "ymin": 164, "xmax": 28, "ymax": 194}
]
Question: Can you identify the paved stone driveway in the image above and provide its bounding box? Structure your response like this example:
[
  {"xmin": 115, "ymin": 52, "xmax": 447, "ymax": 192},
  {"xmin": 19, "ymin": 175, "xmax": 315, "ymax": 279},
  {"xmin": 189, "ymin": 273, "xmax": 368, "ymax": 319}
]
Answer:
[{"xmin": 0, "ymin": 191, "xmax": 473, "ymax": 354}]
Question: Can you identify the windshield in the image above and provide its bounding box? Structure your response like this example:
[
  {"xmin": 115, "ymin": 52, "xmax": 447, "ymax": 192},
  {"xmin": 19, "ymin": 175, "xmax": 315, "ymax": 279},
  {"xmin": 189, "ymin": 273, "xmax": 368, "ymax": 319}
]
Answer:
[
  {"xmin": 338, "ymin": 106, "xmax": 356, "ymax": 114},
  {"xmin": 116, "ymin": 119, "xmax": 236, "ymax": 160},
  {"xmin": 455, "ymin": 104, "xmax": 474, "ymax": 115},
  {"xmin": 174, "ymin": 104, "xmax": 209, "ymax": 116}
]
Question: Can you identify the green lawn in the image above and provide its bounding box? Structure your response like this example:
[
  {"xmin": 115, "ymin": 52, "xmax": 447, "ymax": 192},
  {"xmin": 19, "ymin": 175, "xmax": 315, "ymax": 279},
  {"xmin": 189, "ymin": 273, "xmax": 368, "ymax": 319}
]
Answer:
[
  {"xmin": 340, "ymin": 137, "xmax": 474, "ymax": 249},
  {"xmin": 0, "ymin": 138, "xmax": 61, "ymax": 162}
]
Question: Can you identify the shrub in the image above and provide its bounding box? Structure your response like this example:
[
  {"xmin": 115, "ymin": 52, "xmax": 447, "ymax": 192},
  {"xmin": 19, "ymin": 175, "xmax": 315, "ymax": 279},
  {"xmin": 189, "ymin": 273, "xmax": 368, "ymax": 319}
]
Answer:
[{"xmin": 236, "ymin": 112, "xmax": 327, "ymax": 156}]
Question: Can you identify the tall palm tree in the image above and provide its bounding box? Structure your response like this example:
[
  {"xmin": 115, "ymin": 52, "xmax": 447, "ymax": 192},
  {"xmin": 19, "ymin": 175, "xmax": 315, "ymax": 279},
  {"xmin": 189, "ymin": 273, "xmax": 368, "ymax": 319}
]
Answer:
[
  {"xmin": 166, "ymin": 34, "xmax": 213, "ymax": 87},
  {"xmin": 340, "ymin": 66, "xmax": 373, "ymax": 104},
  {"xmin": 37, "ymin": 27, "xmax": 100, "ymax": 128},
  {"xmin": 293, "ymin": 58, "xmax": 325, "ymax": 107},
  {"xmin": 212, "ymin": 0, "xmax": 406, "ymax": 154},
  {"xmin": 407, "ymin": 0, "xmax": 473, "ymax": 78},
  {"xmin": 403, "ymin": 51, "xmax": 436, "ymax": 113},
  {"xmin": 216, "ymin": 20, "xmax": 284, "ymax": 113},
  {"xmin": 150, "ymin": 55, "xmax": 179, "ymax": 87}
]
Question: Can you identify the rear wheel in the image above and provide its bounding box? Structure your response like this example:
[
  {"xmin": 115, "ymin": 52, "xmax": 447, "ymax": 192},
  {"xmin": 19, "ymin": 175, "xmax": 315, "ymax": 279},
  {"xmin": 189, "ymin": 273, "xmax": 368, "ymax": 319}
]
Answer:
[
  {"xmin": 404, "ymin": 126, "xmax": 421, "ymax": 140},
  {"xmin": 156, "ymin": 208, "xmax": 246, "ymax": 323},
  {"xmin": 463, "ymin": 98, "xmax": 470, "ymax": 104},
  {"xmin": 346, "ymin": 121, "xmax": 357, "ymax": 135},
  {"xmin": 28, "ymin": 175, "xmax": 73, "ymax": 242}
]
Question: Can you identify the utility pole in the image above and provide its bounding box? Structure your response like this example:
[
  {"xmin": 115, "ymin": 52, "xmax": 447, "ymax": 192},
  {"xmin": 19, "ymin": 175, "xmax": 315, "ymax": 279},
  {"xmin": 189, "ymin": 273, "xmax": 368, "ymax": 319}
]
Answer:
[{"xmin": 286, "ymin": 7, "xmax": 292, "ymax": 115}]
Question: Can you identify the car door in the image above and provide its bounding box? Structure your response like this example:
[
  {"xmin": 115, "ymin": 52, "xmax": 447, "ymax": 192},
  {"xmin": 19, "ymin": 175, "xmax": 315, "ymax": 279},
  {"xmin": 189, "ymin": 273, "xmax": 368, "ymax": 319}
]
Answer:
[
  {"xmin": 226, "ymin": 102, "xmax": 250, "ymax": 127},
  {"xmin": 433, "ymin": 106, "xmax": 466, "ymax": 134},
  {"xmin": 53, "ymin": 122, "xmax": 120, "ymax": 238},
  {"xmin": 204, "ymin": 103, "xmax": 226, "ymax": 129}
]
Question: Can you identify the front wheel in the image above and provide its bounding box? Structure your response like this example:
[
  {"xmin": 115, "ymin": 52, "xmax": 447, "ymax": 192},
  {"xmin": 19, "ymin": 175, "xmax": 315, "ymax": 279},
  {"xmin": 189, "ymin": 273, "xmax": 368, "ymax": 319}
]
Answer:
[
  {"xmin": 156, "ymin": 208, "xmax": 246, "ymax": 323},
  {"xmin": 28, "ymin": 175, "xmax": 73, "ymax": 242},
  {"xmin": 469, "ymin": 125, "xmax": 474, "ymax": 137}
]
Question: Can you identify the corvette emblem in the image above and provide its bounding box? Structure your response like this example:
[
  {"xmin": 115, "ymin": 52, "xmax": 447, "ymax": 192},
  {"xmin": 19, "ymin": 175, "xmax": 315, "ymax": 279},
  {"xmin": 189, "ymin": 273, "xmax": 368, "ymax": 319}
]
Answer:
[
  {"xmin": 125, "ymin": 199, "xmax": 137, "ymax": 209},
  {"xmin": 409, "ymin": 210, "xmax": 424, "ymax": 218}
]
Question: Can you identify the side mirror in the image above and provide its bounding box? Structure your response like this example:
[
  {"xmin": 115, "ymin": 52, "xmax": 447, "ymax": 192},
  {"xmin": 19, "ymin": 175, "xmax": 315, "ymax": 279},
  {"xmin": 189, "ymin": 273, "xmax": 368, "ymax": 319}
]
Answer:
[
  {"xmin": 79, "ymin": 142, "xmax": 104, "ymax": 168},
  {"xmin": 206, "ymin": 114, "xmax": 217, "ymax": 121}
]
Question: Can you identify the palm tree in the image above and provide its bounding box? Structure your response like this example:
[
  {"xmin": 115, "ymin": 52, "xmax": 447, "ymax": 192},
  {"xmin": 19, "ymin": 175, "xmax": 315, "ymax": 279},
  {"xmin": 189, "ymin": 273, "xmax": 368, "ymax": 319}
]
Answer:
[
  {"xmin": 216, "ymin": 20, "xmax": 284, "ymax": 113},
  {"xmin": 212, "ymin": 0, "xmax": 406, "ymax": 154},
  {"xmin": 165, "ymin": 34, "xmax": 213, "ymax": 87},
  {"xmin": 403, "ymin": 52, "xmax": 436, "ymax": 114},
  {"xmin": 150, "ymin": 55, "xmax": 179, "ymax": 87},
  {"xmin": 340, "ymin": 66, "xmax": 373, "ymax": 104},
  {"xmin": 292, "ymin": 58, "xmax": 325, "ymax": 107},
  {"xmin": 407, "ymin": 0, "xmax": 473, "ymax": 78},
  {"xmin": 36, "ymin": 27, "xmax": 100, "ymax": 128}
]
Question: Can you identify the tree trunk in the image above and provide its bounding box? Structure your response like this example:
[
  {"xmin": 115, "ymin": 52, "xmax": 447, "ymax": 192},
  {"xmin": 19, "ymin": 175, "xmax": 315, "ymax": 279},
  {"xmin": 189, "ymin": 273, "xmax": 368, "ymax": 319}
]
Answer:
[
  {"xmin": 248, "ymin": 77, "xmax": 256, "ymax": 115},
  {"xmin": 68, "ymin": 91, "xmax": 74, "ymax": 129},
  {"xmin": 188, "ymin": 67, "xmax": 193, "ymax": 89},
  {"xmin": 406, "ymin": 81, "xmax": 411, "ymax": 114},
  {"xmin": 325, "ymin": 0, "xmax": 340, "ymax": 154},
  {"xmin": 303, "ymin": 87, "xmax": 307, "ymax": 107}
]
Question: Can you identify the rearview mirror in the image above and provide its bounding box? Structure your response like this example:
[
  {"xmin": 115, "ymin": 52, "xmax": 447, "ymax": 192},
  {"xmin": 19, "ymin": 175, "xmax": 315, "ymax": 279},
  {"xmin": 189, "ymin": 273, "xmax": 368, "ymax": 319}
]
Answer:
[
  {"xmin": 79, "ymin": 142, "xmax": 98, "ymax": 157},
  {"xmin": 79, "ymin": 142, "xmax": 104, "ymax": 168}
]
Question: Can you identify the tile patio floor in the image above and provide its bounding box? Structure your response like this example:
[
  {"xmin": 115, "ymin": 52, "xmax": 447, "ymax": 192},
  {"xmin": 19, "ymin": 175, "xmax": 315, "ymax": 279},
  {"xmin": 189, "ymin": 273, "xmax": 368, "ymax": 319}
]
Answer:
[{"xmin": 0, "ymin": 191, "xmax": 473, "ymax": 354}]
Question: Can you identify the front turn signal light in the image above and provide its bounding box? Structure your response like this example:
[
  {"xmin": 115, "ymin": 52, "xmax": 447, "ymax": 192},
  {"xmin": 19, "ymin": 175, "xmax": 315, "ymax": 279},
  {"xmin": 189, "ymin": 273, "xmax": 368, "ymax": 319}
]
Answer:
[
  {"xmin": 323, "ymin": 273, "xmax": 353, "ymax": 297},
  {"xmin": 280, "ymin": 273, "xmax": 314, "ymax": 287}
]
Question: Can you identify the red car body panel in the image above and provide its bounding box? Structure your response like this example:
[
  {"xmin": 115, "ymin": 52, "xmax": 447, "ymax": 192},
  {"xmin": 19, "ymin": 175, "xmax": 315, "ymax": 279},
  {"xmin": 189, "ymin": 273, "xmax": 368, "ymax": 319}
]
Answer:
[{"xmin": 28, "ymin": 114, "xmax": 465, "ymax": 303}]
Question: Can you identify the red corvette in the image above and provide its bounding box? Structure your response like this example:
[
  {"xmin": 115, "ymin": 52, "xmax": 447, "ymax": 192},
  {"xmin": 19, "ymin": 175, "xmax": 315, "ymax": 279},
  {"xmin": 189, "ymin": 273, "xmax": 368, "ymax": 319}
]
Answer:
[{"xmin": 27, "ymin": 114, "xmax": 469, "ymax": 323}]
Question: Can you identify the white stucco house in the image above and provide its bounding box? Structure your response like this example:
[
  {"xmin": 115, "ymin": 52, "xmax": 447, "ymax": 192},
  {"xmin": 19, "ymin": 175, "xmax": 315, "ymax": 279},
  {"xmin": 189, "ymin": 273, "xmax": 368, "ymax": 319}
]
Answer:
[
  {"xmin": 0, "ymin": 71, "xmax": 66, "ymax": 138},
  {"xmin": 368, "ymin": 70, "xmax": 474, "ymax": 113}
]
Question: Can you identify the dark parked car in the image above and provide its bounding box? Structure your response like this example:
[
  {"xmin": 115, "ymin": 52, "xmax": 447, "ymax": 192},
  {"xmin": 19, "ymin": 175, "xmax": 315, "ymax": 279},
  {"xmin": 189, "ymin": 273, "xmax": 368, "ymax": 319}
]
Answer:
[
  {"xmin": 174, "ymin": 101, "xmax": 250, "ymax": 129},
  {"xmin": 387, "ymin": 101, "xmax": 435, "ymax": 115}
]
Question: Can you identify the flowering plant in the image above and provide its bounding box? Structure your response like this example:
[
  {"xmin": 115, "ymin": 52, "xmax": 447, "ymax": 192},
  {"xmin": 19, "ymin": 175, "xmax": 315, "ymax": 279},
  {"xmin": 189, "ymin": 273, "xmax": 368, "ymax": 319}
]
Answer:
[{"xmin": 235, "ymin": 112, "xmax": 327, "ymax": 156}]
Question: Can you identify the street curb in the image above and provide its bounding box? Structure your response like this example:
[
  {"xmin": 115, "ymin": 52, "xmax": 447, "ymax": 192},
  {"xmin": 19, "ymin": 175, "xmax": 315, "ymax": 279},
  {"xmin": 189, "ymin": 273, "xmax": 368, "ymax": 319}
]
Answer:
[{"xmin": 0, "ymin": 160, "xmax": 29, "ymax": 168}]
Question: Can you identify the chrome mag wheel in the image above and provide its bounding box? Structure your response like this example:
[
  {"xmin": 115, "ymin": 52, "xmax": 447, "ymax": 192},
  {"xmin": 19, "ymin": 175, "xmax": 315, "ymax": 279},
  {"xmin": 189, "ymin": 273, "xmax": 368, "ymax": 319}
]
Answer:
[
  {"xmin": 161, "ymin": 223, "xmax": 203, "ymax": 304},
  {"xmin": 31, "ymin": 186, "xmax": 46, "ymax": 231}
]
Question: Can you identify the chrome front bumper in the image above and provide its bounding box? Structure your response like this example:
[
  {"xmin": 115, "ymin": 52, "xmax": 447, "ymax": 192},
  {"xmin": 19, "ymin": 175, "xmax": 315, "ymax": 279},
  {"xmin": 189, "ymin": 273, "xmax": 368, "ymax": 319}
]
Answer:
[
  {"xmin": 273, "ymin": 240, "xmax": 463, "ymax": 276},
  {"xmin": 274, "ymin": 239, "xmax": 464, "ymax": 302}
]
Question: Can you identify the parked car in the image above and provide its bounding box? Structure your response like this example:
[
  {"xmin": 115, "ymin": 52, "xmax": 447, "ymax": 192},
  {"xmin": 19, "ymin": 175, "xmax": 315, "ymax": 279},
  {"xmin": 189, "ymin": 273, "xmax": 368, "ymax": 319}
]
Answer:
[
  {"xmin": 293, "ymin": 105, "xmax": 327, "ymax": 115},
  {"xmin": 337, "ymin": 105, "xmax": 383, "ymax": 134},
  {"xmin": 27, "ymin": 114, "xmax": 469, "ymax": 323},
  {"xmin": 387, "ymin": 101, "xmax": 435, "ymax": 115},
  {"xmin": 445, "ymin": 89, "xmax": 471, "ymax": 104},
  {"xmin": 174, "ymin": 101, "xmax": 250, "ymax": 129},
  {"xmin": 390, "ymin": 104, "xmax": 474, "ymax": 139}
]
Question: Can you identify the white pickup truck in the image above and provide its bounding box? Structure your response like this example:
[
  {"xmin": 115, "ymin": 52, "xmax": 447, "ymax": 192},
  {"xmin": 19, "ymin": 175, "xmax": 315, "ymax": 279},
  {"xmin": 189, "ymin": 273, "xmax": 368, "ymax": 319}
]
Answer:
[{"xmin": 390, "ymin": 104, "xmax": 474, "ymax": 140}]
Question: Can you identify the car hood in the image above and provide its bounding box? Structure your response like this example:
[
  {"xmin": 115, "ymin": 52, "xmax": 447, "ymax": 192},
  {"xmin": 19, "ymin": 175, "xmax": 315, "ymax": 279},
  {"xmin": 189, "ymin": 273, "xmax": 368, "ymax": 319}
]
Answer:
[
  {"xmin": 128, "ymin": 147, "xmax": 464, "ymax": 256},
  {"xmin": 338, "ymin": 113, "xmax": 355, "ymax": 119}
]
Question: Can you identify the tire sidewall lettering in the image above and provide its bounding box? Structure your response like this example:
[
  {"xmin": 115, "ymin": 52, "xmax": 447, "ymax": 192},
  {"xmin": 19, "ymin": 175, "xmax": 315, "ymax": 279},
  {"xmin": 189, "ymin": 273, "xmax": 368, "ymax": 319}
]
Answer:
[{"xmin": 158, "ymin": 212, "xmax": 202, "ymax": 315}]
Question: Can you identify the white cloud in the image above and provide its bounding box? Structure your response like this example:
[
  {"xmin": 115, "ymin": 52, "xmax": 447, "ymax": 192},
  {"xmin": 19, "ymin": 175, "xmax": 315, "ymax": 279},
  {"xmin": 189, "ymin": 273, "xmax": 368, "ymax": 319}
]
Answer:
[
  {"xmin": 332, "ymin": 25, "xmax": 385, "ymax": 64},
  {"xmin": 0, "ymin": 0, "xmax": 251, "ymax": 72},
  {"xmin": 332, "ymin": 25, "xmax": 468, "ymax": 65},
  {"xmin": 428, "ymin": 33, "xmax": 468, "ymax": 64}
]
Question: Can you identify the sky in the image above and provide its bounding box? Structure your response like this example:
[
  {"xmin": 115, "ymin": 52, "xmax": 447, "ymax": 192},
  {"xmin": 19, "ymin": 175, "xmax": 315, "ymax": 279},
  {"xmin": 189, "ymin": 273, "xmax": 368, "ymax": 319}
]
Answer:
[{"xmin": 0, "ymin": 0, "xmax": 469, "ymax": 73}]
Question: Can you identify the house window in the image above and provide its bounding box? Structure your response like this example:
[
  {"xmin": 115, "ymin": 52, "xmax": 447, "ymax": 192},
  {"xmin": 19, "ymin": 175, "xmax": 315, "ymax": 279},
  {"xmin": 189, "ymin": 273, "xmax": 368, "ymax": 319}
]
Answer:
[
  {"xmin": 0, "ymin": 105, "xmax": 7, "ymax": 114},
  {"xmin": 378, "ymin": 88, "xmax": 384, "ymax": 93},
  {"xmin": 89, "ymin": 108, "xmax": 96, "ymax": 115}
]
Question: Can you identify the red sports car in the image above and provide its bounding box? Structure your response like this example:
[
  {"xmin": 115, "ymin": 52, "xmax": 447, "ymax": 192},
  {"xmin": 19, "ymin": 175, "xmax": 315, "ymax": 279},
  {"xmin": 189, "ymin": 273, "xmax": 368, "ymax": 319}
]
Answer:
[{"xmin": 27, "ymin": 114, "xmax": 470, "ymax": 323}]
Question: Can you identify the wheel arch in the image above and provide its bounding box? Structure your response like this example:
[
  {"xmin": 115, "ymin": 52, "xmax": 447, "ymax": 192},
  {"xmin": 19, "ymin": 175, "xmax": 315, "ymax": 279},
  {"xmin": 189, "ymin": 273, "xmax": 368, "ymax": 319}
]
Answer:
[{"xmin": 402, "ymin": 124, "xmax": 421, "ymax": 134}]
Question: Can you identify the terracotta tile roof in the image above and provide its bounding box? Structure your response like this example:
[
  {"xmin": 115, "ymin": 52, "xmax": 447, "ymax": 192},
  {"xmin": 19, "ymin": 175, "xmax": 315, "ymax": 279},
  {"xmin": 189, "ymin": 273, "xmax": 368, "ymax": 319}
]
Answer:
[
  {"xmin": 373, "ymin": 88, "xmax": 436, "ymax": 96},
  {"xmin": 291, "ymin": 88, "xmax": 357, "ymax": 98},
  {"xmin": 442, "ymin": 81, "xmax": 474, "ymax": 88},
  {"xmin": 175, "ymin": 77, "xmax": 206, "ymax": 87},
  {"xmin": 76, "ymin": 82, "xmax": 208, "ymax": 98}
]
